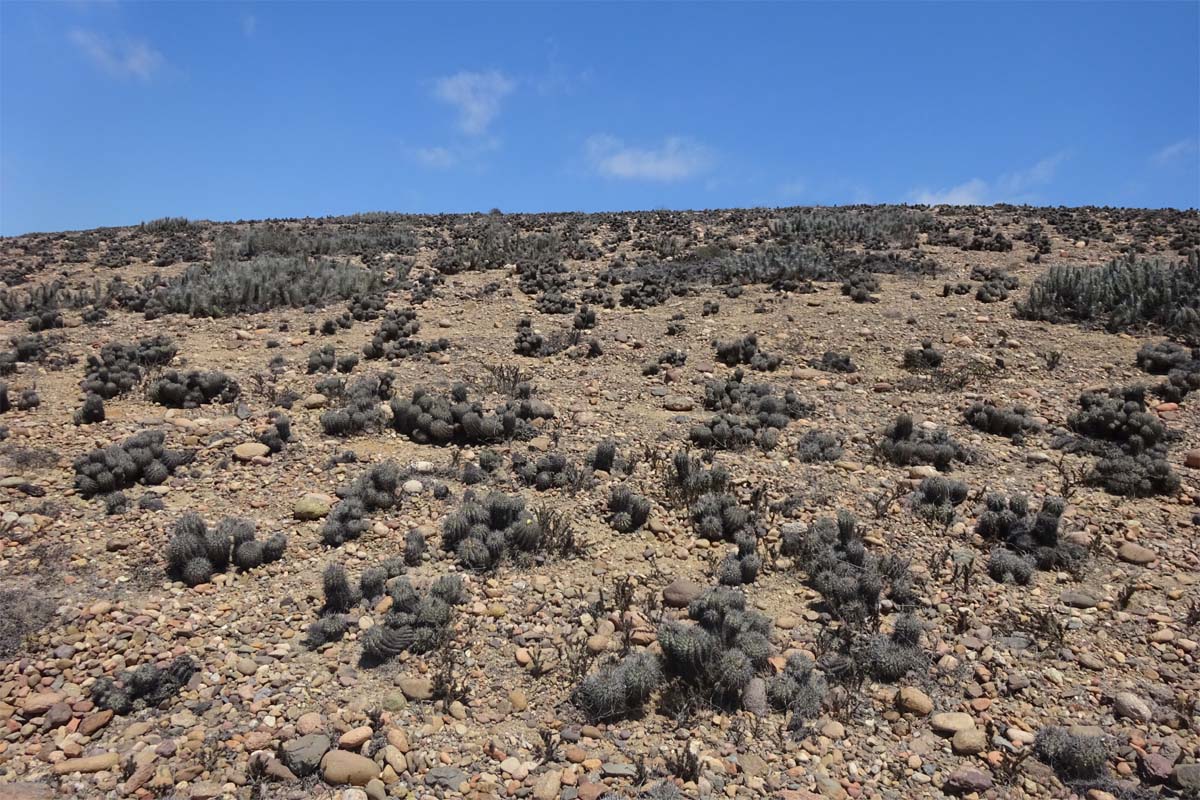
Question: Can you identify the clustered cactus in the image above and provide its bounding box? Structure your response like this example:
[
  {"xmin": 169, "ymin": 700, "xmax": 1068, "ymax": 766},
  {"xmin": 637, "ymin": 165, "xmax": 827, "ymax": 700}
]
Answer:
[
  {"xmin": 513, "ymin": 451, "xmax": 579, "ymax": 491},
  {"xmin": 795, "ymin": 429, "xmax": 843, "ymax": 463},
  {"xmin": 607, "ymin": 485, "xmax": 652, "ymax": 533},
  {"xmin": 307, "ymin": 344, "xmax": 337, "ymax": 374},
  {"xmin": 841, "ymin": 272, "xmax": 880, "ymax": 303},
  {"xmin": 657, "ymin": 587, "xmax": 773, "ymax": 707},
  {"xmin": 573, "ymin": 650, "xmax": 663, "ymax": 721},
  {"xmin": 714, "ymin": 334, "xmax": 782, "ymax": 371},
  {"xmin": 664, "ymin": 450, "xmax": 730, "ymax": 507},
  {"xmin": 441, "ymin": 491, "xmax": 543, "ymax": 571},
  {"xmin": 74, "ymin": 393, "xmax": 106, "ymax": 425},
  {"xmin": 977, "ymin": 494, "xmax": 1080, "ymax": 579},
  {"xmin": 25, "ymin": 309, "xmax": 63, "ymax": 332},
  {"xmin": 587, "ymin": 440, "xmax": 627, "ymax": 475},
  {"xmin": 306, "ymin": 557, "xmax": 465, "ymax": 663},
  {"xmin": 901, "ymin": 341, "xmax": 943, "ymax": 371},
  {"xmin": 808, "ymin": 351, "xmax": 856, "ymax": 373},
  {"xmin": 1033, "ymin": 726, "xmax": 1109, "ymax": 783},
  {"xmin": 147, "ymin": 369, "xmax": 240, "ymax": 408},
  {"xmin": 349, "ymin": 293, "xmax": 388, "ymax": 321},
  {"xmin": 360, "ymin": 575, "xmax": 467, "ymax": 665},
  {"xmin": 879, "ymin": 413, "xmax": 969, "ymax": 471},
  {"xmin": 320, "ymin": 374, "xmax": 394, "ymax": 436},
  {"xmin": 90, "ymin": 655, "xmax": 197, "ymax": 715},
  {"xmin": 619, "ymin": 279, "xmax": 671, "ymax": 309},
  {"xmin": 321, "ymin": 462, "xmax": 401, "ymax": 545},
  {"xmin": 573, "ymin": 304, "xmax": 597, "ymax": 330},
  {"xmin": 390, "ymin": 382, "xmax": 554, "ymax": 445},
  {"xmin": 690, "ymin": 410, "xmax": 773, "ymax": 451},
  {"xmin": 716, "ymin": 531, "xmax": 762, "ymax": 586},
  {"xmin": 964, "ymin": 400, "xmax": 1041, "ymax": 441},
  {"xmin": 82, "ymin": 336, "xmax": 177, "ymax": 398},
  {"xmin": 165, "ymin": 511, "xmax": 287, "ymax": 586},
  {"xmin": 1136, "ymin": 340, "xmax": 1200, "ymax": 403},
  {"xmin": 514, "ymin": 318, "xmax": 549, "ymax": 356},
  {"xmin": 689, "ymin": 491, "xmax": 753, "ymax": 543},
  {"xmin": 781, "ymin": 511, "xmax": 915, "ymax": 625},
  {"xmin": 911, "ymin": 476, "xmax": 968, "ymax": 526},
  {"xmin": 767, "ymin": 653, "xmax": 828, "ymax": 720},
  {"xmin": 1063, "ymin": 385, "xmax": 1180, "ymax": 497},
  {"xmin": 642, "ymin": 349, "xmax": 687, "ymax": 376},
  {"xmin": 703, "ymin": 369, "xmax": 811, "ymax": 420},
  {"xmin": 73, "ymin": 430, "xmax": 193, "ymax": 498},
  {"xmin": 970, "ymin": 266, "xmax": 1019, "ymax": 303},
  {"xmin": 362, "ymin": 308, "xmax": 449, "ymax": 360},
  {"xmin": 257, "ymin": 411, "xmax": 292, "ymax": 452}
]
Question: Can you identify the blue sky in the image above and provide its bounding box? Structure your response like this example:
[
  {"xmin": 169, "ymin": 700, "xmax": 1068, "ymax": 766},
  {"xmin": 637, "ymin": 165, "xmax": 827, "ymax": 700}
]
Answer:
[{"xmin": 1, "ymin": 1, "xmax": 1197, "ymax": 235}]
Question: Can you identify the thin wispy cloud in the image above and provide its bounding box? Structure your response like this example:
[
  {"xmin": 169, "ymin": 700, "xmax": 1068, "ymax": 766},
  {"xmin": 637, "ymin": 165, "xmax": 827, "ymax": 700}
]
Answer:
[
  {"xmin": 432, "ymin": 70, "xmax": 515, "ymax": 136},
  {"xmin": 242, "ymin": 14, "xmax": 257, "ymax": 37},
  {"xmin": 777, "ymin": 179, "xmax": 807, "ymax": 200},
  {"xmin": 910, "ymin": 152, "xmax": 1068, "ymax": 205},
  {"xmin": 68, "ymin": 29, "xmax": 164, "ymax": 81},
  {"xmin": 403, "ymin": 138, "xmax": 500, "ymax": 170},
  {"xmin": 586, "ymin": 135, "xmax": 714, "ymax": 181},
  {"xmin": 1152, "ymin": 138, "xmax": 1198, "ymax": 166}
]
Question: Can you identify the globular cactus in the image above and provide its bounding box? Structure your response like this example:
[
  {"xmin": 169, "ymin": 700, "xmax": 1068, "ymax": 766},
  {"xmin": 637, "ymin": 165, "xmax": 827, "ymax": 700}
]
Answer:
[
  {"xmin": 404, "ymin": 528, "xmax": 427, "ymax": 565},
  {"xmin": 305, "ymin": 615, "xmax": 350, "ymax": 649},
  {"xmin": 181, "ymin": 557, "xmax": 214, "ymax": 587},
  {"xmin": 361, "ymin": 623, "xmax": 418, "ymax": 663},
  {"xmin": 360, "ymin": 566, "xmax": 387, "ymax": 600},
  {"xmin": 321, "ymin": 563, "xmax": 358, "ymax": 614},
  {"xmin": 233, "ymin": 540, "xmax": 264, "ymax": 570},
  {"xmin": 262, "ymin": 533, "xmax": 287, "ymax": 563},
  {"xmin": 1033, "ymin": 726, "xmax": 1109, "ymax": 782}
]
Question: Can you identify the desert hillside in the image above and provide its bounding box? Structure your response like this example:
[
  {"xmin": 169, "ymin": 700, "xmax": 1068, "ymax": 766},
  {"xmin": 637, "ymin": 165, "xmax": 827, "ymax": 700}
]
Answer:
[{"xmin": 1, "ymin": 205, "xmax": 1199, "ymax": 800}]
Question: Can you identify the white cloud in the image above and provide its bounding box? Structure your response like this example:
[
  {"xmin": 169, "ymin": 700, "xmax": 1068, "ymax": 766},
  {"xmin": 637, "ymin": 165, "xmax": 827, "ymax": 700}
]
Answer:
[
  {"xmin": 432, "ymin": 70, "xmax": 515, "ymax": 136},
  {"xmin": 997, "ymin": 153, "xmax": 1067, "ymax": 195},
  {"xmin": 242, "ymin": 14, "xmax": 257, "ymax": 37},
  {"xmin": 68, "ymin": 29, "xmax": 163, "ymax": 81},
  {"xmin": 911, "ymin": 178, "xmax": 989, "ymax": 206},
  {"xmin": 403, "ymin": 138, "xmax": 500, "ymax": 170},
  {"xmin": 585, "ymin": 135, "xmax": 713, "ymax": 181},
  {"xmin": 412, "ymin": 146, "xmax": 458, "ymax": 168},
  {"xmin": 910, "ymin": 153, "xmax": 1067, "ymax": 205},
  {"xmin": 1152, "ymin": 138, "xmax": 1198, "ymax": 166},
  {"xmin": 777, "ymin": 179, "xmax": 807, "ymax": 200}
]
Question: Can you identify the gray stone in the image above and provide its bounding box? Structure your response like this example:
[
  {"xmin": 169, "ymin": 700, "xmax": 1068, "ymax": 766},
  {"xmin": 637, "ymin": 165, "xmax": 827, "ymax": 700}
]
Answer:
[
  {"xmin": 425, "ymin": 766, "xmax": 468, "ymax": 789},
  {"xmin": 931, "ymin": 711, "xmax": 975, "ymax": 734},
  {"xmin": 1061, "ymin": 589, "xmax": 1099, "ymax": 609},
  {"xmin": 1172, "ymin": 763, "xmax": 1200, "ymax": 792},
  {"xmin": 743, "ymin": 678, "xmax": 767, "ymax": 716},
  {"xmin": 320, "ymin": 750, "xmax": 379, "ymax": 786},
  {"xmin": 293, "ymin": 494, "xmax": 332, "ymax": 520},
  {"xmin": 282, "ymin": 733, "xmax": 330, "ymax": 777},
  {"xmin": 663, "ymin": 395, "xmax": 694, "ymax": 412},
  {"xmin": 662, "ymin": 578, "xmax": 704, "ymax": 608},
  {"xmin": 398, "ymin": 677, "xmax": 434, "ymax": 701},
  {"xmin": 944, "ymin": 768, "xmax": 993, "ymax": 794},
  {"xmin": 1118, "ymin": 542, "xmax": 1156, "ymax": 565},
  {"xmin": 1113, "ymin": 691, "xmax": 1153, "ymax": 722}
]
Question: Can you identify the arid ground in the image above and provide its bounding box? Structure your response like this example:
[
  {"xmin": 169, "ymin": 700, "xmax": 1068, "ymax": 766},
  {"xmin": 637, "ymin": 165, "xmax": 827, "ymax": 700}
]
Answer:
[{"xmin": 0, "ymin": 206, "xmax": 1198, "ymax": 800}]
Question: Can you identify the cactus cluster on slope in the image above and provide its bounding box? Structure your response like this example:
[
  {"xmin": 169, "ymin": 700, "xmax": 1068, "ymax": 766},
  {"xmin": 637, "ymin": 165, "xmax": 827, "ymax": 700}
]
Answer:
[
  {"xmin": 147, "ymin": 369, "xmax": 240, "ymax": 408},
  {"xmin": 441, "ymin": 491, "xmax": 544, "ymax": 571},
  {"xmin": 91, "ymin": 655, "xmax": 198, "ymax": 715},
  {"xmin": 320, "ymin": 461, "xmax": 402, "ymax": 546},
  {"xmin": 74, "ymin": 429, "xmax": 194, "ymax": 498},
  {"xmin": 165, "ymin": 512, "xmax": 287, "ymax": 586},
  {"xmin": 390, "ymin": 382, "xmax": 554, "ymax": 445}
]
